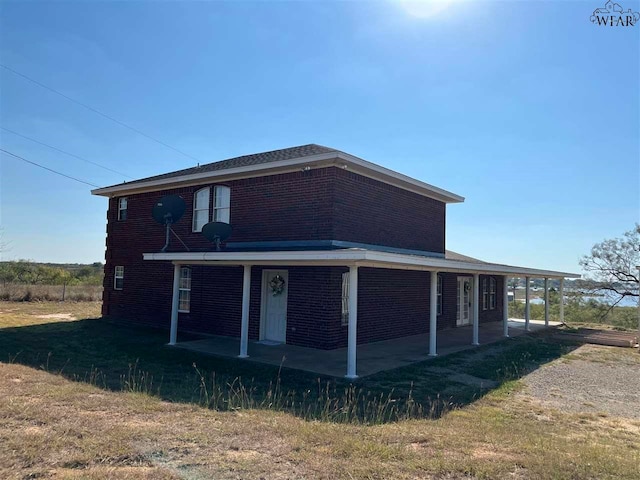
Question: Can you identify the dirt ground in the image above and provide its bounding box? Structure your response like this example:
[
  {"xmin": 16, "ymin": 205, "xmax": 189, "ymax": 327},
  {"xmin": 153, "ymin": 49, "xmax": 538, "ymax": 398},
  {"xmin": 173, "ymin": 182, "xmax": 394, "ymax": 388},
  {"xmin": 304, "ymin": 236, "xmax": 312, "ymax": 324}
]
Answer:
[{"xmin": 519, "ymin": 344, "xmax": 640, "ymax": 419}]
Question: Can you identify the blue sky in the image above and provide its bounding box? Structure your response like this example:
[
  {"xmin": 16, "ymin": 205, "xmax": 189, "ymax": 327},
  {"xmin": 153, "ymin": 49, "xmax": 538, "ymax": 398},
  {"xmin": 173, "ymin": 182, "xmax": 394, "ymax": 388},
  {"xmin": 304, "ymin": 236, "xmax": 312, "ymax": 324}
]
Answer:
[{"xmin": 0, "ymin": 0, "xmax": 638, "ymax": 274}]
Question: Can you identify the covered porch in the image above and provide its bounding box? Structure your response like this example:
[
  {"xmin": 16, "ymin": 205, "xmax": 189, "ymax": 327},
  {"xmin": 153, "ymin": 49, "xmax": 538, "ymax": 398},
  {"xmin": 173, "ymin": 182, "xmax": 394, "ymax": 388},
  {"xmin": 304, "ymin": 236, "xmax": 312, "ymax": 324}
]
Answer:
[
  {"xmin": 144, "ymin": 248, "xmax": 579, "ymax": 379},
  {"xmin": 172, "ymin": 318, "xmax": 561, "ymax": 377}
]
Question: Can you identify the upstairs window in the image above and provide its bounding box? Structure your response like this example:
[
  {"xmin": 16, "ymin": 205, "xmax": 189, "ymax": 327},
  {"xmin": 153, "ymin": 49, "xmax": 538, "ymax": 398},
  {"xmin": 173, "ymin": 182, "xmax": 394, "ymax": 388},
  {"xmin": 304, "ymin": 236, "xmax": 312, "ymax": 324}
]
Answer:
[
  {"xmin": 114, "ymin": 266, "xmax": 124, "ymax": 290},
  {"xmin": 341, "ymin": 272, "xmax": 350, "ymax": 326},
  {"xmin": 192, "ymin": 188, "xmax": 210, "ymax": 232},
  {"xmin": 489, "ymin": 277, "xmax": 497, "ymax": 310},
  {"xmin": 192, "ymin": 186, "xmax": 230, "ymax": 232},
  {"xmin": 482, "ymin": 278, "xmax": 489, "ymax": 310},
  {"xmin": 213, "ymin": 186, "xmax": 230, "ymax": 223},
  {"xmin": 437, "ymin": 275, "xmax": 443, "ymax": 315},
  {"xmin": 118, "ymin": 197, "xmax": 128, "ymax": 221},
  {"xmin": 178, "ymin": 267, "xmax": 191, "ymax": 312}
]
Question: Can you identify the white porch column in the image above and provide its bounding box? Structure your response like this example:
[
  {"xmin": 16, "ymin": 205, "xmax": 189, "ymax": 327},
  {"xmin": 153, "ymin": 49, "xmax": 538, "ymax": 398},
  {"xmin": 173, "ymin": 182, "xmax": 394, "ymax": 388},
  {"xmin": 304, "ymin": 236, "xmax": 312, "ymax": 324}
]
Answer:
[
  {"xmin": 472, "ymin": 273, "xmax": 480, "ymax": 346},
  {"xmin": 169, "ymin": 263, "xmax": 181, "ymax": 345},
  {"xmin": 503, "ymin": 276, "xmax": 509, "ymax": 337},
  {"xmin": 239, "ymin": 264, "xmax": 251, "ymax": 358},
  {"xmin": 345, "ymin": 265, "xmax": 359, "ymax": 379},
  {"xmin": 525, "ymin": 276, "xmax": 531, "ymax": 331},
  {"xmin": 544, "ymin": 277, "xmax": 550, "ymax": 327},
  {"xmin": 429, "ymin": 271, "xmax": 438, "ymax": 356},
  {"xmin": 559, "ymin": 277, "xmax": 565, "ymax": 324}
]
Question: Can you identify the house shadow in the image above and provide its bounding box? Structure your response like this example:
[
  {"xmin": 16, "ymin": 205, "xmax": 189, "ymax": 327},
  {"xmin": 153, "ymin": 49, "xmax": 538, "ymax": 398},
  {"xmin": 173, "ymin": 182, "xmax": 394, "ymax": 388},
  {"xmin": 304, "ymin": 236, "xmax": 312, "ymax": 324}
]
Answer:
[{"xmin": 0, "ymin": 316, "xmax": 582, "ymax": 424}]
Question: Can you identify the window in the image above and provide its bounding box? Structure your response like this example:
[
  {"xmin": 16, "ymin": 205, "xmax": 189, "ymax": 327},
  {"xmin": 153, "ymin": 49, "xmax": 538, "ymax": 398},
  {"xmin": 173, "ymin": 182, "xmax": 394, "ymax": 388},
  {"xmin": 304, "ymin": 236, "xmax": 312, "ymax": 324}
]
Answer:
[
  {"xmin": 341, "ymin": 272, "xmax": 350, "ymax": 326},
  {"xmin": 192, "ymin": 188, "xmax": 210, "ymax": 232},
  {"xmin": 118, "ymin": 197, "xmax": 127, "ymax": 221},
  {"xmin": 213, "ymin": 186, "xmax": 230, "ymax": 223},
  {"xmin": 178, "ymin": 267, "xmax": 191, "ymax": 313},
  {"xmin": 489, "ymin": 277, "xmax": 497, "ymax": 310},
  {"xmin": 192, "ymin": 186, "xmax": 230, "ymax": 231},
  {"xmin": 114, "ymin": 266, "xmax": 124, "ymax": 290},
  {"xmin": 482, "ymin": 278, "xmax": 489, "ymax": 310},
  {"xmin": 437, "ymin": 275, "xmax": 443, "ymax": 315}
]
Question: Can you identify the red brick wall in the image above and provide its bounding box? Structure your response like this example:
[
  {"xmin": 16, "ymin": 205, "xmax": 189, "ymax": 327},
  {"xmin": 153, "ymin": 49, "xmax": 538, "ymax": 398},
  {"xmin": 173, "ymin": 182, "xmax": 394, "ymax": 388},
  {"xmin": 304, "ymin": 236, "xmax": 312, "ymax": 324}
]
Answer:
[
  {"xmin": 333, "ymin": 169, "xmax": 445, "ymax": 254},
  {"xmin": 99, "ymin": 165, "xmax": 489, "ymax": 348}
]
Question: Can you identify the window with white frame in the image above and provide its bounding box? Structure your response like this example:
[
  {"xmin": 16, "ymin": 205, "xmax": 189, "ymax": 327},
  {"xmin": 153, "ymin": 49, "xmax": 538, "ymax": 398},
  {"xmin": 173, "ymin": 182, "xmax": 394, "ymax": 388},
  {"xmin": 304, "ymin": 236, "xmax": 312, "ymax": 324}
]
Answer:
[
  {"xmin": 114, "ymin": 266, "xmax": 124, "ymax": 290},
  {"xmin": 118, "ymin": 197, "xmax": 128, "ymax": 221},
  {"xmin": 192, "ymin": 188, "xmax": 210, "ymax": 232},
  {"xmin": 341, "ymin": 272, "xmax": 350, "ymax": 326},
  {"xmin": 489, "ymin": 277, "xmax": 497, "ymax": 310},
  {"xmin": 482, "ymin": 278, "xmax": 489, "ymax": 310},
  {"xmin": 213, "ymin": 186, "xmax": 230, "ymax": 223},
  {"xmin": 437, "ymin": 275, "xmax": 443, "ymax": 315},
  {"xmin": 178, "ymin": 267, "xmax": 191, "ymax": 312}
]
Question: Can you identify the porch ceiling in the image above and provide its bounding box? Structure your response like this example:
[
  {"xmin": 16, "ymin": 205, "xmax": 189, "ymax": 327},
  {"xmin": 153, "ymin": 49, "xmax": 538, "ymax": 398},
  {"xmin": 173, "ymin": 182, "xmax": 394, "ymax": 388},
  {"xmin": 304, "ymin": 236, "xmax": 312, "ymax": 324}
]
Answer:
[{"xmin": 143, "ymin": 249, "xmax": 580, "ymax": 279}]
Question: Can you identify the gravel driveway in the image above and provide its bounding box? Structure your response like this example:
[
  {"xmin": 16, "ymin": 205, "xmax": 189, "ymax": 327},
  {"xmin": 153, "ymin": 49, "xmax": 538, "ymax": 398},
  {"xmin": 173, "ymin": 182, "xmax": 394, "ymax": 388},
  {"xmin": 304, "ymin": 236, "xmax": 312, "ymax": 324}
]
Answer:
[{"xmin": 520, "ymin": 344, "xmax": 640, "ymax": 419}]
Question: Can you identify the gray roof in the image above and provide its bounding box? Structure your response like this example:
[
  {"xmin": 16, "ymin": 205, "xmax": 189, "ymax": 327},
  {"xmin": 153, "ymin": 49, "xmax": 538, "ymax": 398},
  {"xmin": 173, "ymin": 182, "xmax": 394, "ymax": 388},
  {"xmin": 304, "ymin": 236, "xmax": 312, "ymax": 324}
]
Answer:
[
  {"xmin": 121, "ymin": 144, "xmax": 337, "ymax": 187},
  {"xmin": 445, "ymin": 250, "xmax": 488, "ymax": 264}
]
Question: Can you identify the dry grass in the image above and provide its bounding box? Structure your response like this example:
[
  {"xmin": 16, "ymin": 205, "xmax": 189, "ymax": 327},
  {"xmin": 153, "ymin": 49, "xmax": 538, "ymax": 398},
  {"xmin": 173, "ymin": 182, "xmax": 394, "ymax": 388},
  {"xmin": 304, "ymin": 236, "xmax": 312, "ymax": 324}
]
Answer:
[
  {"xmin": 0, "ymin": 283, "xmax": 102, "ymax": 302},
  {"xmin": 1, "ymin": 302, "xmax": 639, "ymax": 479}
]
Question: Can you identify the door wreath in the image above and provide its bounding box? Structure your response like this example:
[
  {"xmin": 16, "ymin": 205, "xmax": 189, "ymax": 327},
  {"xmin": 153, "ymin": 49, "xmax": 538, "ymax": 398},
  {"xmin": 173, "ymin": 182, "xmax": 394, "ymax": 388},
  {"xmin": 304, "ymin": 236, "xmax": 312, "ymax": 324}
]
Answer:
[{"xmin": 269, "ymin": 274, "xmax": 286, "ymax": 296}]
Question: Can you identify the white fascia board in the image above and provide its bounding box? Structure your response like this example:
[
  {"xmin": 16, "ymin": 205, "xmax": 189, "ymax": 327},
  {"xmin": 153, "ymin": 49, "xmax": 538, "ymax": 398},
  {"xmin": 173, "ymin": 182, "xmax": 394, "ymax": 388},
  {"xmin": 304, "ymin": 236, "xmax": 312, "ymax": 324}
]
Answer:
[
  {"xmin": 360, "ymin": 250, "xmax": 581, "ymax": 278},
  {"xmin": 91, "ymin": 152, "xmax": 464, "ymax": 203},
  {"xmin": 142, "ymin": 250, "xmax": 580, "ymax": 278},
  {"xmin": 90, "ymin": 152, "xmax": 339, "ymax": 197},
  {"xmin": 143, "ymin": 250, "xmax": 367, "ymax": 263},
  {"xmin": 335, "ymin": 152, "xmax": 465, "ymax": 204}
]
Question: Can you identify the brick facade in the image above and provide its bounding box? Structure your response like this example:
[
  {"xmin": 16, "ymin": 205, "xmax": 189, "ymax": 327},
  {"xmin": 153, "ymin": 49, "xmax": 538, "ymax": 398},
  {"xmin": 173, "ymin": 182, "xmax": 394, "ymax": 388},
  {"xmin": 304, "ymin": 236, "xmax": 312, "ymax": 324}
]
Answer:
[{"xmin": 101, "ymin": 166, "xmax": 504, "ymax": 350}]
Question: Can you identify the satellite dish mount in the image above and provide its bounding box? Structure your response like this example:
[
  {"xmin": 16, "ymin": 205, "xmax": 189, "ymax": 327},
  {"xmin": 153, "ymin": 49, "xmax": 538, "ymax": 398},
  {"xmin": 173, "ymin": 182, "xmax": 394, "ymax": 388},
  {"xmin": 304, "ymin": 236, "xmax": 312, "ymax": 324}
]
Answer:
[
  {"xmin": 152, "ymin": 195, "xmax": 187, "ymax": 252},
  {"xmin": 202, "ymin": 222, "xmax": 232, "ymax": 251}
]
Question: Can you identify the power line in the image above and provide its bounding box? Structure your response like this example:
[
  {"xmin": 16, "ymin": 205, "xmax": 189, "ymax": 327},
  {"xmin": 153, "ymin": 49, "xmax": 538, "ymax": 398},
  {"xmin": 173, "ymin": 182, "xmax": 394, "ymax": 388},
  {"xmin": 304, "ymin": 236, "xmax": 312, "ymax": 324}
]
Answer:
[
  {"xmin": 0, "ymin": 127, "xmax": 133, "ymax": 179},
  {"xmin": 0, "ymin": 148, "xmax": 100, "ymax": 188},
  {"xmin": 0, "ymin": 63, "xmax": 201, "ymax": 163}
]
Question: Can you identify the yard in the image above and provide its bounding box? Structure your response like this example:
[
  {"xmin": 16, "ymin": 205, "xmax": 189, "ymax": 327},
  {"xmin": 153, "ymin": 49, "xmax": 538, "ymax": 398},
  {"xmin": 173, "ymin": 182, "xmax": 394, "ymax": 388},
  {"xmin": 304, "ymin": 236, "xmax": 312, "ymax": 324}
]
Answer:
[{"xmin": 1, "ymin": 301, "xmax": 639, "ymax": 479}]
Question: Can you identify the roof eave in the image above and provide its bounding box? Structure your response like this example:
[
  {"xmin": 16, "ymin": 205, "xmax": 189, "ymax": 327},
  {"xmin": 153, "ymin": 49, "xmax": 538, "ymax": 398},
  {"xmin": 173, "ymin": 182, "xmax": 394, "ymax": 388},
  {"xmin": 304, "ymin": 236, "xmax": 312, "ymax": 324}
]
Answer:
[
  {"xmin": 91, "ymin": 152, "xmax": 465, "ymax": 203},
  {"xmin": 142, "ymin": 249, "xmax": 580, "ymax": 278}
]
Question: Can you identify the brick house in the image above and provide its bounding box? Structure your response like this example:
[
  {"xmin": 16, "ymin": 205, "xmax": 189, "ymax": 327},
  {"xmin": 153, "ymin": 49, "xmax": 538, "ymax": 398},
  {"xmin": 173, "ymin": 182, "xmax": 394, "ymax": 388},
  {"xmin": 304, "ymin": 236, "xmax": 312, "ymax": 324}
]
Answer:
[{"xmin": 92, "ymin": 144, "xmax": 578, "ymax": 378}]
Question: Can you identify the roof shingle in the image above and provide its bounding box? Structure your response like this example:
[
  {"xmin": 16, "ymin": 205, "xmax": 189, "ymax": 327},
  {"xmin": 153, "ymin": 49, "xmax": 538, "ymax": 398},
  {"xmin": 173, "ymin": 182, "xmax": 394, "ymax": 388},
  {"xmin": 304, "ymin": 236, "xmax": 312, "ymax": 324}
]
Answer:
[{"xmin": 121, "ymin": 144, "xmax": 337, "ymax": 187}]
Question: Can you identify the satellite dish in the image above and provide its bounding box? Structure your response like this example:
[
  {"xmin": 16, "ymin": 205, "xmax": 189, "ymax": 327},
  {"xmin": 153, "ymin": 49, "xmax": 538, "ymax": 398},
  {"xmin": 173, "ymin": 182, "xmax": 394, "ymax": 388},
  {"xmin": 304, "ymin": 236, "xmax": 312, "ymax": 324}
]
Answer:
[
  {"xmin": 202, "ymin": 222, "xmax": 232, "ymax": 251},
  {"xmin": 152, "ymin": 195, "xmax": 186, "ymax": 225},
  {"xmin": 151, "ymin": 195, "xmax": 186, "ymax": 252}
]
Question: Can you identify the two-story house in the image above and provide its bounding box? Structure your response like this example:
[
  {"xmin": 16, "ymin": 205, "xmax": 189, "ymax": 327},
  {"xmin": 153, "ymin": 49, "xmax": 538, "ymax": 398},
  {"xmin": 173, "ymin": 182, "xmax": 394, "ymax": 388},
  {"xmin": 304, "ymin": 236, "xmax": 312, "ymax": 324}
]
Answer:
[{"xmin": 92, "ymin": 144, "xmax": 578, "ymax": 378}]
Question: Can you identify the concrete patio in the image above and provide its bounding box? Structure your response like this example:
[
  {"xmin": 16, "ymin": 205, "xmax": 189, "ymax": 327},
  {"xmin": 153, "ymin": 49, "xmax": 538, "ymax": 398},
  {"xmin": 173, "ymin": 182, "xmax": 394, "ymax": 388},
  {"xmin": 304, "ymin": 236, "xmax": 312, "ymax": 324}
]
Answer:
[{"xmin": 172, "ymin": 318, "xmax": 560, "ymax": 378}]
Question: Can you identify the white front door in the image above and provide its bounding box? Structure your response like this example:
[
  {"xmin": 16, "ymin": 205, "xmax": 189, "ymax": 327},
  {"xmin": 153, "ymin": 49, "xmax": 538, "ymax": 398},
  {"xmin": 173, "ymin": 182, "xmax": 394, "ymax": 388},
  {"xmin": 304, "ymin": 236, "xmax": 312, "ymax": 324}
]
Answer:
[
  {"xmin": 457, "ymin": 276, "xmax": 472, "ymax": 326},
  {"xmin": 261, "ymin": 270, "xmax": 288, "ymax": 343}
]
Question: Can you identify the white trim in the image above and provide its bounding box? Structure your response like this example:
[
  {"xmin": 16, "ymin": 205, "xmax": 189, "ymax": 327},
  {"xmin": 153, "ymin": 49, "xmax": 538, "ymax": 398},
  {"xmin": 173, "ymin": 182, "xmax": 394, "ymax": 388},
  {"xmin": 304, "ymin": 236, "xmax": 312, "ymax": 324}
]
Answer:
[
  {"xmin": 213, "ymin": 185, "xmax": 231, "ymax": 223},
  {"xmin": 345, "ymin": 265, "xmax": 358, "ymax": 379},
  {"xmin": 340, "ymin": 271, "xmax": 350, "ymax": 326},
  {"xmin": 142, "ymin": 249, "xmax": 581, "ymax": 279},
  {"xmin": 192, "ymin": 187, "xmax": 210, "ymax": 232},
  {"xmin": 429, "ymin": 271, "xmax": 438, "ymax": 357},
  {"xmin": 178, "ymin": 266, "xmax": 191, "ymax": 313},
  {"xmin": 472, "ymin": 273, "xmax": 480, "ymax": 346},
  {"xmin": 457, "ymin": 275, "xmax": 472, "ymax": 326},
  {"xmin": 114, "ymin": 265, "xmax": 124, "ymax": 290},
  {"xmin": 239, "ymin": 265, "xmax": 251, "ymax": 358},
  {"xmin": 525, "ymin": 276, "xmax": 531, "ymax": 331},
  {"xmin": 169, "ymin": 264, "xmax": 180, "ymax": 345},
  {"xmin": 259, "ymin": 269, "xmax": 288, "ymax": 343},
  {"xmin": 117, "ymin": 197, "xmax": 127, "ymax": 221},
  {"xmin": 502, "ymin": 276, "xmax": 509, "ymax": 338},
  {"xmin": 91, "ymin": 152, "xmax": 465, "ymax": 204}
]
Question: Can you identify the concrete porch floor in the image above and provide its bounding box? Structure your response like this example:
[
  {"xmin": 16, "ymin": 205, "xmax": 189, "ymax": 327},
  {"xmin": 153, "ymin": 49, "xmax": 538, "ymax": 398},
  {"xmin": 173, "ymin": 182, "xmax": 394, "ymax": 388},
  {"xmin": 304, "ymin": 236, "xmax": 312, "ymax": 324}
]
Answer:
[{"xmin": 173, "ymin": 318, "xmax": 560, "ymax": 378}]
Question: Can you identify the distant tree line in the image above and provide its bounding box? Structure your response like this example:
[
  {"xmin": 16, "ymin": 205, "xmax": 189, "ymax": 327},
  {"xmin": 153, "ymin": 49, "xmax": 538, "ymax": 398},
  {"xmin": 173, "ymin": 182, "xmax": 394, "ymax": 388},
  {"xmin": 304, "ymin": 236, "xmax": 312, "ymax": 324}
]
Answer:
[{"xmin": 0, "ymin": 261, "xmax": 104, "ymax": 287}]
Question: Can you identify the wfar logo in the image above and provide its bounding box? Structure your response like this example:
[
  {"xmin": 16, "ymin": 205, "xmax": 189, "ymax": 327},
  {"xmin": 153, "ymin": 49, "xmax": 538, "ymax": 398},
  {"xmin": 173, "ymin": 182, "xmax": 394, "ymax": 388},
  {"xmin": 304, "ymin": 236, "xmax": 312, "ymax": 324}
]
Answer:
[{"xmin": 591, "ymin": 0, "xmax": 639, "ymax": 26}]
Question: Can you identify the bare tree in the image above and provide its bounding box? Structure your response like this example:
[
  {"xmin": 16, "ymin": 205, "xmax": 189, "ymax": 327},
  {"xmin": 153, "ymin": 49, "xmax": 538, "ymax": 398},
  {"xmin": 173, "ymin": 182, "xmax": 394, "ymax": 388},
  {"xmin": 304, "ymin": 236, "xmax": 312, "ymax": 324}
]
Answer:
[{"xmin": 579, "ymin": 224, "xmax": 640, "ymax": 309}]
